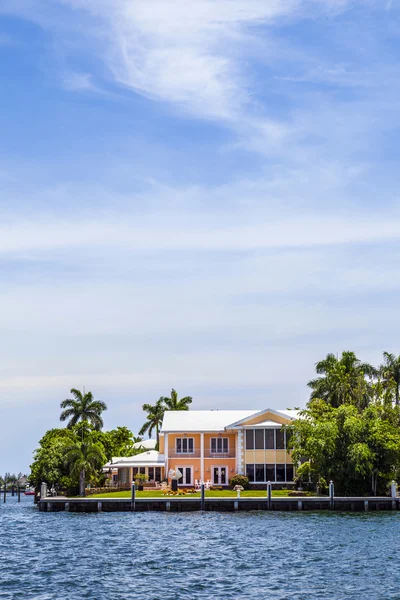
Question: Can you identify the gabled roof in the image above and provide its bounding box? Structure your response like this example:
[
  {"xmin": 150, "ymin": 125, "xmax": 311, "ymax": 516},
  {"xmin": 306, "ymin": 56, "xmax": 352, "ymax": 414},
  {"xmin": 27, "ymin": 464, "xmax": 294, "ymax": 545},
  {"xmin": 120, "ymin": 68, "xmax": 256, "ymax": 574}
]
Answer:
[
  {"xmin": 225, "ymin": 408, "xmax": 298, "ymax": 428},
  {"xmin": 161, "ymin": 408, "xmax": 298, "ymax": 433}
]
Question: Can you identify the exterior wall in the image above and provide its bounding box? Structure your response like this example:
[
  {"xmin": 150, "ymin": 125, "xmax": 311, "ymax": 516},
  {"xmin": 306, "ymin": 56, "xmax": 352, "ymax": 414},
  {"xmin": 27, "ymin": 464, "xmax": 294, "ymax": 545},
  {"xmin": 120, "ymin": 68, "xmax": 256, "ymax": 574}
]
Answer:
[
  {"xmin": 159, "ymin": 435, "xmax": 165, "ymax": 454},
  {"xmin": 244, "ymin": 449, "xmax": 293, "ymax": 465},
  {"xmin": 166, "ymin": 432, "xmax": 238, "ymax": 486}
]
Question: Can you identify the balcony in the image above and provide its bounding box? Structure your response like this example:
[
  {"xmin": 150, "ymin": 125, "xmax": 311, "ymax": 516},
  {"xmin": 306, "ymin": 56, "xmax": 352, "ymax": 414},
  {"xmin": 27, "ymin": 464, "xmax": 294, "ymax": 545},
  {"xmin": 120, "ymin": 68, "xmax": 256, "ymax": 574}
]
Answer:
[{"xmin": 169, "ymin": 449, "xmax": 236, "ymax": 459}]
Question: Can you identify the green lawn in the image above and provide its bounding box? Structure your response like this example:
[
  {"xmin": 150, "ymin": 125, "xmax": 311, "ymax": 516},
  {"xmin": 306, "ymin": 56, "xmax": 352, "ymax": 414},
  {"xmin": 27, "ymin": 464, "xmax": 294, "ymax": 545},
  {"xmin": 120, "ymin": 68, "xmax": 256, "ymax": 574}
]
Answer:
[{"xmin": 89, "ymin": 489, "xmax": 308, "ymax": 499}]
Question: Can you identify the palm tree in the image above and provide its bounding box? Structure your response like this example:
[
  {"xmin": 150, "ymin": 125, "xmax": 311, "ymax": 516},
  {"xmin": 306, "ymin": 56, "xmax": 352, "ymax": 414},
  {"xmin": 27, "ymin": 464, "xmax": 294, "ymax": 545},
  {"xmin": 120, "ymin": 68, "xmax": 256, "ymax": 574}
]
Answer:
[
  {"xmin": 60, "ymin": 388, "xmax": 107, "ymax": 430},
  {"xmin": 160, "ymin": 388, "xmax": 192, "ymax": 411},
  {"xmin": 378, "ymin": 352, "xmax": 400, "ymax": 406},
  {"xmin": 65, "ymin": 437, "xmax": 105, "ymax": 497},
  {"xmin": 139, "ymin": 398, "xmax": 165, "ymax": 445},
  {"xmin": 308, "ymin": 351, "xmax": 375, "ymax": 409}
]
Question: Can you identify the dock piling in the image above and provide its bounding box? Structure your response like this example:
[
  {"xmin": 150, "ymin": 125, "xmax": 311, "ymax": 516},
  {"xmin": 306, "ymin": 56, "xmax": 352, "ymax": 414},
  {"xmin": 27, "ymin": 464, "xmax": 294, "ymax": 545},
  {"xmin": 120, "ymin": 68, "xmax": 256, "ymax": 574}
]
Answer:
[
  {"xmin": 200, "ymin": 483, "xmax": 205, "ymax": 511},
  {"xmin": 267, "ymin": 481, "xmax": 272, "ymax": 510},
  {"xmin": 131, "ymin": 482, "xmax": 136, "ymax": 512},
  {"xmin": 329, "ymin": 481, "xmax": 335, "ymax": 510}
]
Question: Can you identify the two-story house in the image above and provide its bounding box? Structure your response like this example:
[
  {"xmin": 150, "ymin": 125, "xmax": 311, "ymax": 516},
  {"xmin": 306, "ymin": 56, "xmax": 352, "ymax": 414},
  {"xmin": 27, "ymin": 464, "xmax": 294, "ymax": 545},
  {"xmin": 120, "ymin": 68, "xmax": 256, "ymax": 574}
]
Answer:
[{"xmin": 159, "ymin": 408, "xmax": 297, "ymax": 488}]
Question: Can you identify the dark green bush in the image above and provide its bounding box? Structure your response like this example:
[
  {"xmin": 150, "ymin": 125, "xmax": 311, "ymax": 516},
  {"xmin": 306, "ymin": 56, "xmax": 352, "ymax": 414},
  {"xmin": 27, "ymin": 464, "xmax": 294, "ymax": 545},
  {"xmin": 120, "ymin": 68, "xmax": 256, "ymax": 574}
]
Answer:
[{"xmin": 229, "ymin": 474, "xmax": 250, "ymax": 489}]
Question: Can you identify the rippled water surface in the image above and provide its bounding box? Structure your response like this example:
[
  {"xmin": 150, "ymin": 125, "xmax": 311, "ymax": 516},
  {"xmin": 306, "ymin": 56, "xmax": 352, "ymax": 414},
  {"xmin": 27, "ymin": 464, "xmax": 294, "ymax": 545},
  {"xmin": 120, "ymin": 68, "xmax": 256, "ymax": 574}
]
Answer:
[{"xmin": 1, "ymin": 496, "xmax": 400, "ymax": 599}]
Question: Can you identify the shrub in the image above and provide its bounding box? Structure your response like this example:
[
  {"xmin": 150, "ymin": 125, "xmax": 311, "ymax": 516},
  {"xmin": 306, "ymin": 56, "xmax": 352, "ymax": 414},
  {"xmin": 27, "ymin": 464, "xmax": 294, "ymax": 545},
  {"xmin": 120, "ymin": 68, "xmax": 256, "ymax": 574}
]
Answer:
[{"xmin": 229, "ymin": 474, "xmax": 249, "ymax": 489}]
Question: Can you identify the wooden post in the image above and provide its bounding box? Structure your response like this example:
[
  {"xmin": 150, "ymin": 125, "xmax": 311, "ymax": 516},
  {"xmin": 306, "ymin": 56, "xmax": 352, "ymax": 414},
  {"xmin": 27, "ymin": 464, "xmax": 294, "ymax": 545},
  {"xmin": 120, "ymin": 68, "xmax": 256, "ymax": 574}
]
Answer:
[
  {"xmin": 3, "ymin": 477, "xmax": 6, "ymax": 503},
  {"xmin": 11, "ymin": 485, "xmax": 15, "ymax": 497},
  {"xmin": 17, "ymin": 486, "xmax": 20, "ymax": 502}
]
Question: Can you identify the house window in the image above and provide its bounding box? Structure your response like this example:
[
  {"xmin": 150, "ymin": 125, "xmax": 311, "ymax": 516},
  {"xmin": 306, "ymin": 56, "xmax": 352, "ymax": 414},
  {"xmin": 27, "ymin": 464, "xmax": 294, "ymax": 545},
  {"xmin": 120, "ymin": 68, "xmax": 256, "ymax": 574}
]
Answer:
[
  {"xmin": 246, "ymin": 464, "xmax": 255, "ymax": 482},
  {"xmin": 210, "ymin": 438, "xmax": 229, "ymax": 453},
  {"xmin": 255, "ymin": 430, "xmax": 264, "ymax": 450},
  {"xmin": 246, "ymin": 430, "xmax": 254, "ymax": 450},
  {"xmin": 255, "ymin": 464, "xmax": 265, "ymax": 482},
  {"xmin": 265, "ymin": 429, "xmax": 274, "ymax": 450},
  {"xmin": 276, "ymin": 429, "xmax": 285, "ymax": 450},
  {"xmin": 276, "ymin": 464, "xmax": 285, "ymax": 481},
  {"xmin": 245, "ymin": 463, "xmax": 293, "ymax": 482},
  {"xmin": 266, "ymin": 464, "xmax": 275, "ymax": 482},
  {"xmin": 176, "ymin": 438, "xmax": 194, "ymax": 454},
  {"xmin": 148, "ymin": 467, "xmax": 160, "ymax": 481}
]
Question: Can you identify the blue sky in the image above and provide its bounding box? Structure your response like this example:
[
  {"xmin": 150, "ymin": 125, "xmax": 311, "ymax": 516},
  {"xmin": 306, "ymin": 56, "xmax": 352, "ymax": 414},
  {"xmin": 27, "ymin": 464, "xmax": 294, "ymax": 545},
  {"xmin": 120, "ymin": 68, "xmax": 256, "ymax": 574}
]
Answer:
[{"xmin": 1, "ymin": 0, "xmax": 400, "ymax": 474}]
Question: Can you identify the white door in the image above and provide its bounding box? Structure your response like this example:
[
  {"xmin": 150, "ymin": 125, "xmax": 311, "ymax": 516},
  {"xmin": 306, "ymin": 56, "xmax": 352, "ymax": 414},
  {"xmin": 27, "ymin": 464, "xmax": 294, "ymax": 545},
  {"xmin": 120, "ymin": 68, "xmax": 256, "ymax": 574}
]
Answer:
[{"xmin": 212, "ymin": 466, "xmax": 227, "ymax": 485}]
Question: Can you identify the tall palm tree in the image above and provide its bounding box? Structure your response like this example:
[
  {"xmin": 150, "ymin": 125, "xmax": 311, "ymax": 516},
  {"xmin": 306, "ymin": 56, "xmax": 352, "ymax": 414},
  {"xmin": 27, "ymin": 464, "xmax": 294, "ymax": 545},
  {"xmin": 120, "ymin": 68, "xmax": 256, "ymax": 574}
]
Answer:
[
  {"xmin": 308, "ymin": 351, "xmax": 375, "ymax": 409},
  {"xmin": 139, "ymin": 398, "xmax": 165, "ymax": 445},
  {"xmin": 161, "ymin": 388, "xmax": 192, "ymax": 411},
  {"xmin": 65, "ymin": 437, "xmax": 105, "ymax": 497},
  {"xmin": 379, "ymin": 352, "xmax": 400, "ymax": 406},
  {"xmin": 60, "ymin": 388, "xmax": 107, "ymax": 430}
]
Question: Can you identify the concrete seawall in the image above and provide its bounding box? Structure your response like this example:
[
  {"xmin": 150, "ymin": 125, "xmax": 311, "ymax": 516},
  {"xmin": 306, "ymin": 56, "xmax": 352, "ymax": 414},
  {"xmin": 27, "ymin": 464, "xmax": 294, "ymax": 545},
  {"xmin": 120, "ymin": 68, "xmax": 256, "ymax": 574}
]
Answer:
[{"xmin": 39, "ymin": 496, "xmax": 399, "ymax": 513}]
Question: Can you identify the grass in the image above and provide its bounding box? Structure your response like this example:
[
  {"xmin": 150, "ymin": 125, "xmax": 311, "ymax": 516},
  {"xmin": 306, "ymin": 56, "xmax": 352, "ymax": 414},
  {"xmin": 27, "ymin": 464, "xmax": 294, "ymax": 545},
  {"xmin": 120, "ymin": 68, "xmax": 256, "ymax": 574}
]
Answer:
[{"xmin": 89, "ymin": 489, "xmax": 308, "ymax": 499}]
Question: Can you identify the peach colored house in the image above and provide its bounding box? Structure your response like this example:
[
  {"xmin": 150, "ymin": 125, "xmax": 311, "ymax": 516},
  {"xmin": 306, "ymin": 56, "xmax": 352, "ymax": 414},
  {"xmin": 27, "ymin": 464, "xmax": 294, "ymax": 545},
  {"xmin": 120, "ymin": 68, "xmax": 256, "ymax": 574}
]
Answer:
[{"xmin": 160, "ymin": 408, "xmax": 297, "ymax": 488}]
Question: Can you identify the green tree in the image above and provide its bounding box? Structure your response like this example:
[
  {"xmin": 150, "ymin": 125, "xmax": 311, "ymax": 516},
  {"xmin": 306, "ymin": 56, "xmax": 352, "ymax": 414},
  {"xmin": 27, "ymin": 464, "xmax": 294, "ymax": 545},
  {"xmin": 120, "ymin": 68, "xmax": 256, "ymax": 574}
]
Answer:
[
  {"xmin": 139, "ymin": 398, "xmax": 165, "ymax": 444},
  {"xmin": 29, "ymin": 428, "xmax": 77, "ymax": 491},
  {"xmin": 379, "ymin": 352, "xmax": 400, "ymax": 406},
  {"xmin": 93, "ymin": 426, "xmax": 142, "ymax": 461},
  {"xmin": 289, "ymin": 387, "xmax": 400, "ymax": 495},
  {"xmin": 307, "ymin": 351, "xmax": 375, "ymax": 409},
  {"xmin": 60, "ymin": 388, "xmax": 107, "ymax": 430},
  {"xmin": 65, "ymin": 437, "xmax": 106, "ymax": 497},
  {"xmin": 160, "ymin": 388, "xmax": 192, "ymax": 411}
]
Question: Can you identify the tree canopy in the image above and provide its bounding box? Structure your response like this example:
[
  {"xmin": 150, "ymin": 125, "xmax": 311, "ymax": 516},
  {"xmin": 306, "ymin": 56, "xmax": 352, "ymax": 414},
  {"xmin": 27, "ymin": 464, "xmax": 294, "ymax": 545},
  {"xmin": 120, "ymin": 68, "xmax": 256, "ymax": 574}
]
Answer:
[
  {"xmin": 60, "ymin": 388, "xmax": 107, "ymax": 430},
  {"xmin": 291, "ymin": 351, "xmax": 400, "ymax": 495}
]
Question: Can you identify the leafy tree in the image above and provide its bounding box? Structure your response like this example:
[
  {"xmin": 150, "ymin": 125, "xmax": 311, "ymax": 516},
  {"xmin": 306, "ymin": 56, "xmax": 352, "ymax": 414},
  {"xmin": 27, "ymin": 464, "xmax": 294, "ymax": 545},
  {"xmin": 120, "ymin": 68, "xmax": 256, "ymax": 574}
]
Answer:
[
  {"xmin": 60, "ymin": 388, "xmax": 107, "ymax": 430},
  {"xmin": 92, "ymin": 426, "xmax": 142, "ymax": 461},
  {"xmin": 307, "ymin": 351, "xmax": 374, "ymax": 409},
  {"xmin": 29, "ymin": 428, "xmax": 77, "ymax": 491},
  {"xmin": 289, "ymin": 385, "xmax": 400, "ymax": 495},
  {"xmin": 65, "ymin": 437, "xmax": 106, "ymax": 497},
  {"xmin": 29, "ymin": 425, "xmax": 140, "ymax": 493},
  {"xmin": 160, "ymin": 389, "xmax": 192, "ymax": 411},
  {"xmin": 378, "ymin": 352, "xmax": 400, "ymax": 406},
  {"xmin": 139, "ymin": 398, "xmax": 165, "ymax": 444}
]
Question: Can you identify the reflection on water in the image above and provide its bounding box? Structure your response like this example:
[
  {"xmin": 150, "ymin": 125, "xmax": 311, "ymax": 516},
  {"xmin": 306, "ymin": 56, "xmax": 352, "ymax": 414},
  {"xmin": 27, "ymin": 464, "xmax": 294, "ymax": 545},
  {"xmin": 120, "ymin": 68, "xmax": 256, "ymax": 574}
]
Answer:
[{"xmin": 1, "ymin": 495, "xmax": 399, "ymax": 599}]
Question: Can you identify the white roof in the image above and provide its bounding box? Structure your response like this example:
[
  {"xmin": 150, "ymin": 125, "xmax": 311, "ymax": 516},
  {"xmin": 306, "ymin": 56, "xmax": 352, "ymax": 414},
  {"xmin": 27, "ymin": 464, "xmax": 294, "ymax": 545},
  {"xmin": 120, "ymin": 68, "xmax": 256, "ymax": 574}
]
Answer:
[
  {"xmin": 104, "ymin": 450, "xmax": 164, "ymax": 469},
  {"xmin": 161, "ymin": 409, "xmax": 298, "ymax": 433},
  {"xmin": 133, "ymin": 439, "xmax": 157, "ymax": 450}
]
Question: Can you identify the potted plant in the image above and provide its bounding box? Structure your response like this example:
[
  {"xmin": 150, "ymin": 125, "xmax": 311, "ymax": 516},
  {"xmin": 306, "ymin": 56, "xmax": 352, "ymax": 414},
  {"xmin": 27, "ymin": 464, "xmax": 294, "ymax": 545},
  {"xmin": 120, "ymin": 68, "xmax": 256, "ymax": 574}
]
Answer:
[{"xmin": 134, "ymin": 473, "xmax": 148, "ymax": 491}]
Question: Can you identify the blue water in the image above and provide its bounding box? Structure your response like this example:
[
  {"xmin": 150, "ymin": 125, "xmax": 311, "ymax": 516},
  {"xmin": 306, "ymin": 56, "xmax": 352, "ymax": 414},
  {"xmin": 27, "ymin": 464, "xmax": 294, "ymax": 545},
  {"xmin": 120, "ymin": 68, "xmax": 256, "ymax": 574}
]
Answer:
[{"xmin": 1, "ymin": 495, "xmax": 399, "ymax": 599}]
